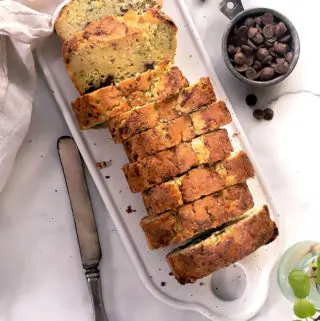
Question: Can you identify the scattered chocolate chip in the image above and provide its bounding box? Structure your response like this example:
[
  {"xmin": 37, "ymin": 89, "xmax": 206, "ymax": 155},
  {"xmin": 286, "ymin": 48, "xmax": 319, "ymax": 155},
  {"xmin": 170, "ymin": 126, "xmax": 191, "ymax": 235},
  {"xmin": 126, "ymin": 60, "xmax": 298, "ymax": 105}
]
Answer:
[
  {"xmin": 260, "ymin": 67, "xmax": 275, "ymax": 81},
  {"xmin": 169, "ymin": 272, "xmax": 173, "ymax": 276},
  {"xmin": 105, "ymin": 175, "xmax": 110, "ymax": 179},
  {"xmin": 246, "ymin": 94, "xmax": 258, "ymax": 106},
  {"xmin": 144, "ymin": 62, "xmax": 155, "ymax": 71},
  {"xmin": 234, "ymin": 52, "xmax": 247, "ymax": 65},
  {"xmin": 253, "ymin": 109, "xmax": 264, "ymax": 120},
  {"xmin": 246, "ymin": 67, "xmax": 259, "ymax": 80},
  {"xmin": 161, "ymin": 281, "xmax": 166, "ymax": 287},
  {"xmin": 261, "ymin": 13, "xmax": 275, "ymax": 26},
  {"xmin": 275, "ymin": 60, "xmax": 290, "ymax": 74},
  {"xmin": 126, "ymin": 205, "xmax": 136, "ymax": 214},
  {"xmin": 263, "ymin": 24, "xmax": 275, "ymax": 39},
  {"xmin": 263, "ymin": 108, "xmax": 274, "ymax": 120},
  {"xmin": 200, "ymin": 282, "xmax": 204, "ymax": 286}
]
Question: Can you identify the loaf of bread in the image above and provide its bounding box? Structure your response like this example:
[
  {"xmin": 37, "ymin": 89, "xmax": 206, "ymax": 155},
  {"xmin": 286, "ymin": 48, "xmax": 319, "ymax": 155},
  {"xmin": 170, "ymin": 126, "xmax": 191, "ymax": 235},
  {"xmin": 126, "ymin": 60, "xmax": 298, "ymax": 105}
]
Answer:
[
  {"xmin": 108, "ymin": 77, "xmax": 216, "ymax": 142},
  {"xmin": 142, "ymin": 151, "xmax": 255, "ymax": 215},
  {"xmin": 166, "ymin": 205, "xmax": 278, "ymax": 284},
  {"xmin": 123, "ymin": 129, "xmax": 233, "ymax": 192},
  {"xmin": 124, "ymin": 100, "xmax": 232, "ymax": 162},
  {"xmin": 63, "ymin": 9, "xmax": 177, "ymax": 94},
  {"xmin": 55, "ymin": 0, "xmax": 163, "ymax": 42},
  {"xmin": 72, "ymin": 60, "xmax": 189, "ymax": 129},
  {"xmin": 141, "ymin": 183, "xmax": 254, "ymax": 250}
]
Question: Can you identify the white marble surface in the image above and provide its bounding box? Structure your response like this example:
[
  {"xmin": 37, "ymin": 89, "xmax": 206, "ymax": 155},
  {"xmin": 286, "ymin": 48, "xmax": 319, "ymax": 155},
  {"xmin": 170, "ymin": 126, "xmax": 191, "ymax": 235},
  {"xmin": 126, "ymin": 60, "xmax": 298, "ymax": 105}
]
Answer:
[{"xmin": 1, "ymin": 0, "xmax": 320, "ymax": 320}]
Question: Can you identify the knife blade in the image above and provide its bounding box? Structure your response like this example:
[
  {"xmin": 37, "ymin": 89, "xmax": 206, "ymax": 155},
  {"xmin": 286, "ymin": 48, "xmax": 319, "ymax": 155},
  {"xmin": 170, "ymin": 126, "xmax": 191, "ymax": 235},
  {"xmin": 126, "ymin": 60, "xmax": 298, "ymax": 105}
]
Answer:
[{"xmin": 58, "ymin": 136, "xmax": 108, "ymax": 321}]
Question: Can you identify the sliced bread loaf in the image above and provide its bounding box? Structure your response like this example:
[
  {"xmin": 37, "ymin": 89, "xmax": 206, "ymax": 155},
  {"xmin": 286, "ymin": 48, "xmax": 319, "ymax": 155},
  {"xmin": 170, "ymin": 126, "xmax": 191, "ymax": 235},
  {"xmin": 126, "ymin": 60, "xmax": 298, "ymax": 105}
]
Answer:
[
  {"xmin": 55, "ymin": 0, "xmax": 163, "ymax": 42},
  {"xmin": 63, "ymin": 9, "xmax": 177, "ymax": 94},
  {"xmin": 140, "ymin": 184, "xmax": 254, "ymax": 250}
]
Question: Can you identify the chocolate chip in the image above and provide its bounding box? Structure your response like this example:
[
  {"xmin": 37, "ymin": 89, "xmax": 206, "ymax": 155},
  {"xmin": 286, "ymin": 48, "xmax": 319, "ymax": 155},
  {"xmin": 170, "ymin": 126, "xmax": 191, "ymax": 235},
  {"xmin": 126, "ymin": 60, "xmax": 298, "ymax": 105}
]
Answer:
[
  {"xmin": 263, "ymin": 108, "xmax": 274, "ymax": 120},
  {"xmin": 285, "ymin": 51, "xmax": 293, "ymax": 63},
  {"xmin": 237, "ymin": 26, "xmax": 249, "ymax": 39},
  {"xmin": 275, "ymin": 61, "xmax": 290, "ymax": 74},
  {"xmin": 246, "ymin": 94, "xmax": 258, "ymax": 106},
  {"xmin": 227, "ymin": 44, "xmax": 237, "ymax": 56},
  {"xmin": 279, "ymin": 34, "xmax": 291, "ymax": 43},
  {"xmin": 260, "ymin": 67, "xmax": 275, "ymax": 81},
  {"xmin": 274, "ymin": 22, "xmax": 287, "ymax": 38},
  {"xmin": 261, "ymin": 13, "xmax": 275, "ymax": 26},
  {"xmin": 273, "ymin": 42, "xmax": 289, "ymax": 55},
  {"xmin": 241, "ymin": 45, "xmax": 254, "ymax": 55},
  {"xmin": 263, "ymin": 55, "xmax": 273, "ymax": 66},
  {"xmin": 234, "ymin": 52, "xmax": 247, "ymax": 65},
  {"xmin": 235, "ymin": 64, "xmax": 249, "ymax": 72},
  {"xmin": 244, "ymin": 17, "xmax": 255, "ymax": 27},
  {"xmin": 256, "ymin": 48, "xmax": 269, "ymax": 61},
  {"xmin": 248, "ymin": 27, "xmax": 258, "ymax": 39},
  {"xmin": 236, "ymin": 46, "xmax": 242, "ymax": 53},
  {"xmin": 144, "ymin": 62, "xmax": 155, "ymax": 71},
  {"xmin": 276, "ymin": 57, "xmax": 286, "ymax": 64},
  {"xmin": 252, "ymin": 32, "xmax": 264, "ymax": 45},
  {"xmin": 253, "ymin": 109, "xmax": 264, "ymax": 120},
  {"xmin": 245, "ymin": 55, "xmax": 254, "ymax": 66},
  {"xmin": 263, "ymin": 24, "xmax": 275, "ymax": 39},
  {"xmin": 246, "ymin": 67, "xmax": 259, "ymax": 80},
  {"xmin": 247, "ymin": 39, "xmax": 258, "ymax": 50},
  {"xmin": 253, "ymin": 60, "xmax": 262, "ymax": 70},
  {"xmin": 255, "ymin": 16, "xmax": 262, "ymax": 26}
]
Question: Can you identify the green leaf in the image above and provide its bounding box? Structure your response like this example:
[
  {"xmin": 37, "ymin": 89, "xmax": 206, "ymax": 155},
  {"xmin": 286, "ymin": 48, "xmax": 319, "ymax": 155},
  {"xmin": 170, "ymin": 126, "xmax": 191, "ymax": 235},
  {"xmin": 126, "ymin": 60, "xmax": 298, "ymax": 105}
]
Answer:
[
  {"xmin": 288, "ymin": 270, "xmax": 311, "ymax": 299},
  {"xmin": 317, "ymin": 256, "xmax": 320, "ymax": 285},
  {"xmin": 293, "ymin": 299, "xmax": 316, "ymax": 318}
]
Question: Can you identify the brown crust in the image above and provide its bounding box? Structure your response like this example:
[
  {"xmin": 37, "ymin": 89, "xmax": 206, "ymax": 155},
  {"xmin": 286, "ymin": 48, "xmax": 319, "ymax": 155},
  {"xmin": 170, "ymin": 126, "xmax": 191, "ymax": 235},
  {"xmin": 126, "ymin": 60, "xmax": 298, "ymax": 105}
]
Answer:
[
  {"xmin": 123, "ymin": 130, "xmax": 233, "ymax": 193},
  {"xmin": 108, "ymin": 77, "xmax": 215, "ymax": 142},
  {"xmin": 124, "ymin": 100, "xmax": 232, "ymax": 162},
  {"xmin": 141, "ymin": 184, "xmax": 254, "ymax": 250},
  {"xmin": 142, "ymin": 151, "xmax": 255, "ymax": 215},
  {"xmin": 166, "ymin": 205, "xmax": 279, "ymax": 284},
  {"xmin": 71, "ymin": 60, "xmax": 188, "ymax": 130}
]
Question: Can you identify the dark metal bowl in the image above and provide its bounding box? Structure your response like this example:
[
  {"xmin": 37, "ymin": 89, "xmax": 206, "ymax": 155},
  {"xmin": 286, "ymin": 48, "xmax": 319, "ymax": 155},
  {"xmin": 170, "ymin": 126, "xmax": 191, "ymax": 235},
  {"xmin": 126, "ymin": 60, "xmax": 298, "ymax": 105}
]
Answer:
[{"xmin": 220, "ymin": 0, "xmax": 300, "ymax": 87}]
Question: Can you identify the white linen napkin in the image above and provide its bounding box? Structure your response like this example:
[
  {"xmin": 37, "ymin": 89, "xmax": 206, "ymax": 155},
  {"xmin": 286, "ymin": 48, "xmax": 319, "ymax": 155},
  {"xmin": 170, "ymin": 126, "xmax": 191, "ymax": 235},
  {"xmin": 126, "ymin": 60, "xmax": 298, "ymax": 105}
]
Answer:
[{"xmin": 0, "ymin": 0, "xmax": 64, "ymax": 192}]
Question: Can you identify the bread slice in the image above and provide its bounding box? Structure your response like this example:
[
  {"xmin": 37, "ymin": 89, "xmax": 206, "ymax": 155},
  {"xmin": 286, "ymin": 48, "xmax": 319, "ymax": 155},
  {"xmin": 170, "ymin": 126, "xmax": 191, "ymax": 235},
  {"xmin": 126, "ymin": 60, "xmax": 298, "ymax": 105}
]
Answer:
[
  {"xmin": 63, "ymin": 9, "xmax": 177, "ymax": 94},
  {"xmin": 124, "ymin": 100, "xmax": 232, "ymax": 162},
  {"xmin": 166, "ymin": 205, "xmax": 278, "ymax": 284},
  {"xmin": 142, "ymin": 151, "xmax": 254, "ymax": 215},
  {"xmin": 72, "ymin": 60, "xmax": 189, "ymax": 129},
  {"xmin": 141, "ymin": 183, "xmax": 254, "ymax": 250},
  {"xmin": 108, "ymin": 77, "xmax": 216, "ymax": 142},
  {"xmin": 123, "ymin": 129, "xmax": 233, "ymax": 192},
  {"xmin": 55, "ymin": 0, "xmax": 163, "ymax": 42}
]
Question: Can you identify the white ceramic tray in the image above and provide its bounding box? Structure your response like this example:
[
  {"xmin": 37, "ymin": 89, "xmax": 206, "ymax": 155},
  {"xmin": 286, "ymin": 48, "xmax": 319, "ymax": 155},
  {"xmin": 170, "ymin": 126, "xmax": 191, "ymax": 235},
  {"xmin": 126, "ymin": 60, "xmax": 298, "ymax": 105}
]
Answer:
[{"xmin": 37, "ymin": 1, "xmax": 282, "ymax": 320}]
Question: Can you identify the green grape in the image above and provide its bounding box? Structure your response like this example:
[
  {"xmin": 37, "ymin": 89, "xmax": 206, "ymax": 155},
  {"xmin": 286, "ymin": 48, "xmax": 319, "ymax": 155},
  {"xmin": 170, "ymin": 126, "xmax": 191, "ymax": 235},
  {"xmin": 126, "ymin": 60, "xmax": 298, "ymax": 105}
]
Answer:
[
  {"xmin": 288, "ymin": 270, "xmax": 310, "ymax": 299},
  {"xmin": 293, "ymin": 299, "xmax": 316, "ymax": 318}
]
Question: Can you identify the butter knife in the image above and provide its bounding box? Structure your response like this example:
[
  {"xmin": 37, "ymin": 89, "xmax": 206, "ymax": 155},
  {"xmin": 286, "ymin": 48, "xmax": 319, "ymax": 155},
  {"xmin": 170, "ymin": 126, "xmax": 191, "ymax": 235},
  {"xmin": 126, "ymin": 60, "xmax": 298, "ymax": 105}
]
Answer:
[{"xmin": 58, "ymin": 136, "xmax": 108, "ymax": 321}]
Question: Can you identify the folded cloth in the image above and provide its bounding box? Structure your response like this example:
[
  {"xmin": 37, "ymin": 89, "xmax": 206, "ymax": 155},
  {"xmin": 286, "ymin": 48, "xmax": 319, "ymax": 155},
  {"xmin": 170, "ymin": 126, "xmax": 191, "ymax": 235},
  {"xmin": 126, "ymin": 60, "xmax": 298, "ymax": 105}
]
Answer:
[{"xmin": 0, "ymin": 1, "xmax": 61, "ymax": 192}]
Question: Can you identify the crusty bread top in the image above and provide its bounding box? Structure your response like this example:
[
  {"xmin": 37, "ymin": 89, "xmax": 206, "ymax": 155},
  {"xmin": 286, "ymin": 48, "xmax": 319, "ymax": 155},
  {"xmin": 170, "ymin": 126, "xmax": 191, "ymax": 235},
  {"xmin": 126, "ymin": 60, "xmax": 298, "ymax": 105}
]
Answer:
[{"xmin": 55, "ymin": 0, "xmax": 163, "ymax": 42}]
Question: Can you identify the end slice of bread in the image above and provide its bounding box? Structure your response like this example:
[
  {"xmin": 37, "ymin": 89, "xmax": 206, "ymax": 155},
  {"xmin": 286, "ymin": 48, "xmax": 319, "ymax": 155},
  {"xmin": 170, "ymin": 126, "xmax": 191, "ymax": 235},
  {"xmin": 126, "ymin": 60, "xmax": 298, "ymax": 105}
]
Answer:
[
  {"xmin": 55, "ymin": 0, "xmax": 163, "ymax": 42},
  {"xmin": 63, "ymin": 9, "xmax": 177, "ymax": 94},
  {"xmin": 166, "ymin": 205, "xmax": 278, "ymax": 284}
]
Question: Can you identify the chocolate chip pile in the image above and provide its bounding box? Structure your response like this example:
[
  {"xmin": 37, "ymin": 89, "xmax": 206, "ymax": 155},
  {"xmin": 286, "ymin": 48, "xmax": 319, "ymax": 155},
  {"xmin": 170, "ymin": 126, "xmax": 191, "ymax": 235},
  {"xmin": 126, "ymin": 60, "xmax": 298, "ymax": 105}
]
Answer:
[{"xmin": 227, "ymin": 12, "xmax": 293, "ymax": 81}]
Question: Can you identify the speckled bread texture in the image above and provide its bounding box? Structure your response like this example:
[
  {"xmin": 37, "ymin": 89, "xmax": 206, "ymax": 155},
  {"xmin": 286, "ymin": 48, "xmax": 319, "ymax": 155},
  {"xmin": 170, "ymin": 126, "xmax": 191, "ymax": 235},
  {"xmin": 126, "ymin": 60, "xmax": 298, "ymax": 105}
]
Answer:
[
  {"xmin": 72, "ymin": 60, "xmax": 189, "ymax": 129},
  {"xmin": 55, "ymin": 0, "xmax": 163, "ymax": 42},
  {"xmin": 142, "ymin": 150, "xmax": 255, "ymax": 215},
  {"xmin": 124, "ymin": 100, "xmax": 232, "ymax": 162},
  {"xmin": 108, "ymin": 77, "xmax": 215, "ymax": 142},
  {"xmin": 166, "ymin": 205, "xmax": 279, "ymax": 284},
  {"xmin": 63, "ymin": 9, "xmax": 177, "ymax": 94},
  {"xmin": 141, "ymin": 183, "xmax": 254, "ymax": 250},
  {"xmin": 123, "ymin": 129, "xmax": 233, "ymax": 192}
]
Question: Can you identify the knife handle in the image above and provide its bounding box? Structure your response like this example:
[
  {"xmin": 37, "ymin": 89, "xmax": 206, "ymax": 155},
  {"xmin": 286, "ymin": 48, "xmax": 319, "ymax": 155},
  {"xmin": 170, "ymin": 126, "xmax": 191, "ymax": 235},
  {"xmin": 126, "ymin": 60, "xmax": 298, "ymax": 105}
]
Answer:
[{"xmin": 86, "ymin": 267, "xmax": 109, "ymax": 321}]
